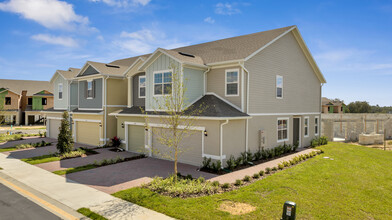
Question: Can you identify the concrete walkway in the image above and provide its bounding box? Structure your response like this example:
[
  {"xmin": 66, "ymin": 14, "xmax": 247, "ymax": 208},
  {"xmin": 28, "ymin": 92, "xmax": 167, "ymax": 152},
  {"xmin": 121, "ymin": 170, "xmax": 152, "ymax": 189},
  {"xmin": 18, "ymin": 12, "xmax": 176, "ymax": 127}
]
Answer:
[
  {"xmin": 209, "ymin": 148, "xmax": 318, "ymax": 184},
  {"xmin": 0, "ymin": 153, "xmax": 172, "ymax": 220}
]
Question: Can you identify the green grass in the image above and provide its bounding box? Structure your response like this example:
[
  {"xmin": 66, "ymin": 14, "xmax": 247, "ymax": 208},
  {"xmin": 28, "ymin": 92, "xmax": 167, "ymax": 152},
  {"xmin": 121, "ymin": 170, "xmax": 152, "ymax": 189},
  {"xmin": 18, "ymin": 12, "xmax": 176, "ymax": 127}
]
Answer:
[
  {"xmin": 0, "ymin": 133, "xmax": 41, "ymax": 143},
  {"xmin": 21, "ymin": 154, "xmax": 60, "ymax": 165},
  {"xmin": 14, "ymin": 126, "xmax": 46, "ymax": 130},
  {"xmin": 53, "ymin": 164, "xmax": 97, "ymax": 175},
  {"xmin": 113, "ymin": 142, "xmax": 392, "ymax": 219},
  {"xmin": 77, "ymin": 208, "xmax": 107, "ymax": 220},
  {"xmin": 0, "ymin": 147, "xmax": 17, "ymax": 152}
]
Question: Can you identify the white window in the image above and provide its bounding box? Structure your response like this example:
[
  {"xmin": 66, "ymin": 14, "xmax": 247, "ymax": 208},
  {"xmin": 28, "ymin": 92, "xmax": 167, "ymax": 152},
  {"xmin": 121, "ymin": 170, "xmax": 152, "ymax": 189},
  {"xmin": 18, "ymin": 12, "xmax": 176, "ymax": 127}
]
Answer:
[
  {"xmin": 304, "ymin": 117, "xmax": 309, "ymax": 137},
  {"xmin": 315, "ymin": 116, "xmax": 319, "ymax": 135},
  {"xmin": 154, "ymin": 71, "xmax": 172, "ymax": 96},
  {"xmin": 276, "ymin": 75, "xmax": 283, "ymax": 98},
  {"xmin": 58, "ymin": 83, "xmax": 63, "ymax": 100},
  {"xmin": 225, "ymin": 69, "xmax": 239, "ymax": 96},
  {"xmin": 87, "ymin": 80, "xmax": 93, "ymax": 99},
  {"xmin": 277, "ymin": 118, "xmax": 289, "ymax": 142},
  {"xmin": 139, "ymin": 76, "xmax": 146, "ymax": 98}
]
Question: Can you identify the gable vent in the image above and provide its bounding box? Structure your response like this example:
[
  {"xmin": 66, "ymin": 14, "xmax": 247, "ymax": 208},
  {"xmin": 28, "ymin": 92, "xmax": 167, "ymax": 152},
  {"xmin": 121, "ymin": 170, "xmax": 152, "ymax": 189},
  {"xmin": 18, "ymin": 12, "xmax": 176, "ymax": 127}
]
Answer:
[
  {"xmin": 105, "ymin": 64, "xmax": 120, "ymax": 68},
  {"xmin": 178, "ymin": 52, "xmax": 195, "ymax": 58}
]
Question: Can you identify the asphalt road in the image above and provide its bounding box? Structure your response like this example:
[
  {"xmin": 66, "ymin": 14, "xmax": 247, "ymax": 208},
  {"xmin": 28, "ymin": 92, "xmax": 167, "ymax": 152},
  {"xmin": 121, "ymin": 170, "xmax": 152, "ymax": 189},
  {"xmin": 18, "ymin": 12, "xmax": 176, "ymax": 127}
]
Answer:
[{"xmin": 0, "ymin": 183, "xmax": 60, "ymax": 220}]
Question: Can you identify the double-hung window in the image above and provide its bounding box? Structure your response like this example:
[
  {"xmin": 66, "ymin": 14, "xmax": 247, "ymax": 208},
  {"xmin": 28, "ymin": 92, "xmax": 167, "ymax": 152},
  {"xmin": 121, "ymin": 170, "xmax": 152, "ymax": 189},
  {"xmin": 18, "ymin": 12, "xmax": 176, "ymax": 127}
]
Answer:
[
  {"xmin": 139, "ymin": 76, "xmax": 146, "ymax": 98},
  {"xmin": 277, "ymin": 118, "xmax": 288, "ymax": 142},
  {"xmin": 154, "ymin": 71, "xmax": 172, "ymax": 95},
  {"xmin": 225, "ymin": 69, "xmax": 239, "ymax": 96},
  {"xmin": 276, "ymin": 75, "xmax": 283, "ymax": 98},
  {"xmin": 58, "ymin": 83, "xmax": 63, "ymax": 100},
  {"xmin": 87, "ymin": 80, "xmax": 93, "ymax": 99},
  {"xmin": 315, "ymin": 116, "xmax": 319, "ymax": 135},
  {"xmin": 5, "ymin": 97, "xmax": 11, "ymax": 105},
  {"xmin": 304, "ymin": 117, "xmax": 309, "ymax": 137}
]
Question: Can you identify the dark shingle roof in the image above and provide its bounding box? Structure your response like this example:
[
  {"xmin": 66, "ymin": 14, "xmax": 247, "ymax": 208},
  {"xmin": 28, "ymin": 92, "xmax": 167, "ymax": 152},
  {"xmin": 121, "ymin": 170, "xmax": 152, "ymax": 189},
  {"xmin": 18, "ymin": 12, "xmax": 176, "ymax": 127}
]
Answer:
[
  {"xmin": 118, "ymin": 95, "xmax": 249, "ymax": 118},
  {"xmin": 71, "ymin": 109, "xmax": 103, "ymax": 114}
]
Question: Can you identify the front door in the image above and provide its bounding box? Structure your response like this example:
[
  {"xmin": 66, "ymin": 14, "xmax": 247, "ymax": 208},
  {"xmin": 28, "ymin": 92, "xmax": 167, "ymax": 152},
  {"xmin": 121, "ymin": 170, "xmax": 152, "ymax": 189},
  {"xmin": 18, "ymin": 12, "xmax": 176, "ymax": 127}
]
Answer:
[{"xmin": 293, "ymin": 117, "xmax": 300, "ymax": 147}]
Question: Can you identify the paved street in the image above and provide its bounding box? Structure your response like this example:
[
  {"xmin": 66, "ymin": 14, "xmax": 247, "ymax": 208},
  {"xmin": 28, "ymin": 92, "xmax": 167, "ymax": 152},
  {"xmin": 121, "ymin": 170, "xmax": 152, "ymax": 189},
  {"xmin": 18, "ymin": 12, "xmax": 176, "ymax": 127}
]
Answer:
[{"xmin": 0, "ymin": 183, "xmax": 60, "ymax": 220}]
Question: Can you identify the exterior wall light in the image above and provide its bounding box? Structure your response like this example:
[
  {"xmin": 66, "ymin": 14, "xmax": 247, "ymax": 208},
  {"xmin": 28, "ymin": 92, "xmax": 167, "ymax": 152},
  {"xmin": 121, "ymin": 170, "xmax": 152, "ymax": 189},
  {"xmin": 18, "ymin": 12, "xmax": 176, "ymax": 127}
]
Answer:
[
  {"xmin": 99, "ymin": 122, "xmax": 102, "ymax": 127},
  {"xmin": 204, "ymin": 130, "xmax": 208, "ymax": 136},
  {"xmin": 121, "ymin": 122, "xmax": 124, "ymax": 128}
]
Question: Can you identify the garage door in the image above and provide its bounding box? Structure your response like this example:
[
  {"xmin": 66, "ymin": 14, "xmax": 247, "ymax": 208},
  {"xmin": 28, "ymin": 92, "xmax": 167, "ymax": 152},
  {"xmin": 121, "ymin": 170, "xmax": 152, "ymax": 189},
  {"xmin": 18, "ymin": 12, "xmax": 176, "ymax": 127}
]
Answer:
[
  {"xmin": 128, "ymin": 125, "xmax": 145, "ymax": 153},
  {"xmin": 152, "ymin": 128, "xmax": 203, "ymax": 166},
  {"xmin": 76, "ymin": 122, "xmax": 100, "ymax": 146},
  {"xmin": 48, "ymin": 119, "xmax": 61, "ymax": 139}
]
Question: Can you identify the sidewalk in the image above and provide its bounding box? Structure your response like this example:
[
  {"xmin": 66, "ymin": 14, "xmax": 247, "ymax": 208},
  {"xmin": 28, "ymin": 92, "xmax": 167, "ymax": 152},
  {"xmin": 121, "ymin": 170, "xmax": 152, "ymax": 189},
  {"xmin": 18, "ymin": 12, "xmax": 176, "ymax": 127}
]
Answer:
[
  {"xmin": 209, "ymin": 148, "xmax": 318, "ymax": 184},
  {"xmin": 0, "ymin": 153, "xmax": 172, "ymax": 220}
]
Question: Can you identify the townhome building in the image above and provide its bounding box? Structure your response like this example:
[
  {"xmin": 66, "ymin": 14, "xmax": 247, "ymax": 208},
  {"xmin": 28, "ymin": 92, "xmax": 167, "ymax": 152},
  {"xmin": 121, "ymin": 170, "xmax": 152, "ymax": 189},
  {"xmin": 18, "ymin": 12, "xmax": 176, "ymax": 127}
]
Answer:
[
  {"xmin": 108, "ymin": 25, "xmax": 326, "ymax": 166},
  {"xmin": 44, "ymin": 68, "xmax": 80, "ymax": 138},
  {"xmin": 0, "ymin": 79, "xmax": 53, "ymax": 125}
]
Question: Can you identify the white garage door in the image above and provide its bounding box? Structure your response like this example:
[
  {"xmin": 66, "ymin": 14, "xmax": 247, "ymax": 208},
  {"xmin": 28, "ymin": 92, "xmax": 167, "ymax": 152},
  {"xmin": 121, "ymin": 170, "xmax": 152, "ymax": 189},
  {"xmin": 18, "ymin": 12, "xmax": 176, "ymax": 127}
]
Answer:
[
  {"xmin": 48, "ymin": 119, "xmax": 61, "ymax": 139},
  {"xmin": 151, "ymin": 128, "xmax": 203, "ymax": 166}
]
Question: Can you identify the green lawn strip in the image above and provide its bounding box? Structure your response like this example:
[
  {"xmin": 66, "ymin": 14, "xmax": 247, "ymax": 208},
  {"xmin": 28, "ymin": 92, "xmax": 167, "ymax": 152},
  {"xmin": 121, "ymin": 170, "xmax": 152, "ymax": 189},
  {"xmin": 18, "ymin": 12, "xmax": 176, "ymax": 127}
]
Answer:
[
  {"xmin": 0, "ymin": 142, "xmax": 51, "ymax": 153},
  {"xmin": 0, "ymin": 147, "xmax": 17, "ymax": 152},
  {"xmin": 113, "ymin": 143, "xmax": 392, "ymax": 219},
  {"xmin": 53, "ymin": 164, "xmax": 98, "ymax": 175},
  {"xmin": 21, "ymin": 154, "xmax": 60, "ymax": 165},
  {"xmin": 77, "ymin": 208, "xmax": 107, "ymax": 220},
  {"xmin": 0, "ymin": 134, "xmax": 41, "ymax": 143}
]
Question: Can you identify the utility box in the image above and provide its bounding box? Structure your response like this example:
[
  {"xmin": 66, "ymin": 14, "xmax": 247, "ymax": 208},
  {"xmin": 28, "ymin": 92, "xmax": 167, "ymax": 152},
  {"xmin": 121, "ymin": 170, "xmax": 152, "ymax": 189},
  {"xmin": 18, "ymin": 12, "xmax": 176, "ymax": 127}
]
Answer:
[{"xmin": 281, "ymin": 201, "xmax": 296, "ymax": 220}]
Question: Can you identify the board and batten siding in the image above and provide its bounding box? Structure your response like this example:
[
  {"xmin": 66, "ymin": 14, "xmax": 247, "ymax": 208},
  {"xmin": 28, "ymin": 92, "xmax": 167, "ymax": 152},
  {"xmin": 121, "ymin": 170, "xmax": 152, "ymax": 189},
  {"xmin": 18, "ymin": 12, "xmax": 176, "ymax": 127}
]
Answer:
[
  {"xmin": 70, "ymin": 82, "xmax": 78, "ymax": 110},
  {"xmin": 245, "ymin": 32, "xmax": 321, "ymax": 114},
  {"xmin": 53, "ymin": 75, "xmax": 68, "ymax": 110},
  {"xmin": 207, "ymin": 66, "xmax": 243, "ymax": 109},
  {"xmin": 184, "ymin": 67, "xmax": 204, "ymax": 106},
  {"xmin": 132, "ymin": 72, "xmax": 145, "ymax": 107},
  {"xmin": 78, "ymin": 78, "xmax": 103, "ymax": 109}
]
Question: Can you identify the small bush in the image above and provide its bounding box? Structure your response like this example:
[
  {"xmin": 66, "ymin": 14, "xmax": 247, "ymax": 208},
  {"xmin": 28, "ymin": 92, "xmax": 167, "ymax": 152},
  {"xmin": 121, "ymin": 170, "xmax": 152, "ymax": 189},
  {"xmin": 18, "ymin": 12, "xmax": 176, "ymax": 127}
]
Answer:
[
  {"xmin": 265, "ymin": 167, "xmax": 271, "ymax": 174},
  {"xmin": 289, "ymin": 159, "xmax": 295, "ymax": 165},
  {"xmin": 186, "ymin": 174, "xmax": 193, "ymax": 180},
  {"xmin": 253, "ymin": 173, "xmax": 260, "ymax": 179},
  {"xmin": 278, "ymin": 163, "xmax": 284, "ymax": 170},
  {"xmin": 243, "ymin": 175, "xmax": 252, "ymax": 182},
  {"xmin": 259, "ymin": 170, "xmax": 265, "ymax": 176},
  {"xmin": 202, "ymin": 157, "xmax": 212, "ymax": 169},
  {"xmin": 212, "ymin": 181, "xmax": 220, "ymax": 187},
  {"xmin": 211, "ymin": 160, "xmax": 222, "ymax": 172},
  {"xmin": 60, "ymin": 150, "xmax": 84, "ymax": 159},
  {"xmin": 293, "ymin": 141, "xmax": 299, "ymax": 152},
  {"xmin": 222, "ymin": 183, "xmax": 230, "ymax": 189},
  {"xmin": 272, "ymin": 167, "xmax": 278, "ymax": 172},
  {"xmin": 246, "ymin": 151, "xmax": 253, "ymax": 163},
  {"xmin": 225, "ymin": 155, "xmax": 236, "ymax": 170},
  {"xmin": 197, "ymin": 177, "xmax": 205, "ymax": 183},
  {"xmin": 283, "ymin": 161, "xmax": 290, "ymax": 167},
  {"xmin": 234, "ymin": 179, "xmax": 242, "ymax": 186},
  {"xmin": 253, "ymin": 149, "xmax": 262, "ymax": 161}
]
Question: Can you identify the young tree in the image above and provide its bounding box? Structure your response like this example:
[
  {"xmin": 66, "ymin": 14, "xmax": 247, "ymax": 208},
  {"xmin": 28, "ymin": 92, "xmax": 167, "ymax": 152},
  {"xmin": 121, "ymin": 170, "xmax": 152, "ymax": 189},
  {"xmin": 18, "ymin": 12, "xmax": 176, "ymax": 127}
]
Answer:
[
  {"xmin": 0, "ymin": 89, "xmax": 6, "ymax": 125},
  {"xmin": 144, "ymin": 62, "xmax": 205, "ymax": 181},
  {"xmin": 56, "ymin": 111, "xmax": 74, "ymax": 154}
]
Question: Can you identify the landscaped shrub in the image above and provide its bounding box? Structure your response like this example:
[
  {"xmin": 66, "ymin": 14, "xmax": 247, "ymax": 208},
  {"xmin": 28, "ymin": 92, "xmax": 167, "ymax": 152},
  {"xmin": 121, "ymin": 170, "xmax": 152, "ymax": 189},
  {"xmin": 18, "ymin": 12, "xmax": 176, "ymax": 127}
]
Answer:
[
  {"xmin": 197, "ymin": 177, "xmax": 205, "ymax": 183},
  {"xmin": 246, "ymin": 151, "xmax": 253, "ymax": 163},
  {"xmin": 259, "ymin": 170, "xmax": 265, "ymax": 176},
  {"xmin": 186, "ymin": 174, "xmax": 193, "ymax": 180},
  {"xmin": 283, "ymin": 161, "xmax": 290, "ymax": 167},
  {"xmin": 278, "ymin": 163, "xmax": 284, "ymax": 170},
  {"xmin": 253, "ymin": 149, "xmax": 262, "ymax": 161},
  {"xmin": 225, "ymin": 155, "xmax": 236, "ymax": 170},
  {"xmin": 212, "ymin": 181, "xmax": 220, "ymax": 187},
  {"xmin": 211, "ymin": 160, "xmax": 222, "ymax": 172},
  {"xmin": 234, "ymin": 179, "xmax": 242, "ymax": 186},
  {"xmin": 243, "ymin": 175, "xmax": 252, "ymax": 182},
  {"xmin": 311, "ymin": 136, "xmax": 329, "ymax": 147},
  {"xmin": 265, "ymin": 167, "xmax": 271, "ymax": 174},
  {"xmin": 57, "ymin": 111, "xmax": 74, "ymax": 154},
  {"xmin": 202, "ymin": 157, "xmax": 212, "ymax": 169},
  {"xmin": 293, "ymin": 141, "xmax": 299, "ymax": 152},
  {"xmin": 60, "ymin": 150, "xmax": 85, "ymax": 159},
  {"xmin": 111, "ymin": 136, "xmax": 122, "ymax": 148},
  {"xmin": 253, "ymin": 173, "xmax": 260, "ymax": 179},
  {"xmin": 272, "ymin": 166, "xmax": 278, "ymax": 172},
  {"xmin": 221, "ymin": 183, "xmax": 230, "ymax": 189}
]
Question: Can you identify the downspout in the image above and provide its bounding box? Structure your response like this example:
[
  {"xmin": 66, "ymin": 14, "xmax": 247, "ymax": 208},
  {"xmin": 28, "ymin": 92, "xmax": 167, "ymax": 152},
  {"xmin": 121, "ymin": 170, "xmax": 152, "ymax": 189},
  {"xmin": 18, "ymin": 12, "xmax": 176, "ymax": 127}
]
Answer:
[
  {"xmin": 203, "ymin": 67, "xmax": 211, "ymax": 95},
  {"xmin": 220, "ymin": 119, "xmax": 229, "ymax": 166},
  {"xmin": 239, "ymin": 62, "xmax": 250, "ymax": 153},
  {"xmin": 104, "ymin": 76, "xmax": 109, "ymax": 145}
]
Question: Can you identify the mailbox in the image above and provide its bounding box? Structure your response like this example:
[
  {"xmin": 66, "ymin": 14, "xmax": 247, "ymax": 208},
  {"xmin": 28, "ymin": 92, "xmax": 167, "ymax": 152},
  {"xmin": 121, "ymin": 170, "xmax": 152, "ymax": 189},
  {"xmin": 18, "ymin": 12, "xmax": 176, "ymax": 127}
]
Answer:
[{"xmin": 281, "ymin": 201, "xmax": 296, "ymax": 220}]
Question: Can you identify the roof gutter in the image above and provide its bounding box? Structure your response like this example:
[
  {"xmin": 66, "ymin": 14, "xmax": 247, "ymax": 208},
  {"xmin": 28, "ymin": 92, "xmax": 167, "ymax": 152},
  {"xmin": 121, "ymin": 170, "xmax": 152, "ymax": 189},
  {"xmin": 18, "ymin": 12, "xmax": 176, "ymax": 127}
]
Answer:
[
  {"xmin": 203, "ymin": 67, "xmax": 211, "ymax": 94},
  {"xmin": 240, "ymin": 62, "xmax": 250, "ymax": 153},
  {"xmin": 220, "ymin": 119, "xmax": 229, "ymax": 167}
]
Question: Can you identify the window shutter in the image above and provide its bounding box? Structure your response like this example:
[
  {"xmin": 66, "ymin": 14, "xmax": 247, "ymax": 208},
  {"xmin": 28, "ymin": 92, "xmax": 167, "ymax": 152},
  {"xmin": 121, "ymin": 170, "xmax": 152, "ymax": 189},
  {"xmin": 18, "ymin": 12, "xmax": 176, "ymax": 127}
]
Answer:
[
  {"xmin": 84, "ymin": 81, "xmax": 87, "ymax": 98},
  {"xmin": 92, "ymin": 80, "xmax": 96, "ymax": 98}
]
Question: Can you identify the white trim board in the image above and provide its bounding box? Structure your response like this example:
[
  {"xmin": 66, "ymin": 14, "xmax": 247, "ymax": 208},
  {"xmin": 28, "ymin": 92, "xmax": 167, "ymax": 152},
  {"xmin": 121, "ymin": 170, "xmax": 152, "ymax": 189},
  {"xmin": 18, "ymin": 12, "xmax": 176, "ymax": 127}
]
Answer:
[
  {"xmin": 47, "ymin": 117, "xmax": 63, "ymax": 120},
  {"xmin": 249, "ymin": 112, "xmax": 320, "ymax": 116},
  {"xmin": 124, "ymin": 121, "xmax": 205, "ymax": 131},
  {"xmin": 72, "ymin": 119, "xmax": 101, "ymax": 123},
  {"xmin": 202, "ymin": 154, "xmax": 226, "ymax": 160}
]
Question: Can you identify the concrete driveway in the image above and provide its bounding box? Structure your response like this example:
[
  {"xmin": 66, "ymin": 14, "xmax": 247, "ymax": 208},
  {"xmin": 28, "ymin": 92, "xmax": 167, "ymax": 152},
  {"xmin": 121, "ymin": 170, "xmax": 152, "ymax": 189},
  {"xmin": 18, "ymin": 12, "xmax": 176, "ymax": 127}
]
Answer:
[{"xmin": 65, "ymin": 157, "xmax": 217, "ymax": 194}]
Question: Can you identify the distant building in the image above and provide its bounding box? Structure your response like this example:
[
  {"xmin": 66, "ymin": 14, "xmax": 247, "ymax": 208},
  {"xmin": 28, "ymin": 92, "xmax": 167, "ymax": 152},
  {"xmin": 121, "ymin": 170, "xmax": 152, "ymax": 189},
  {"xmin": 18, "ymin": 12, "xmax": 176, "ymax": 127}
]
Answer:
[{"xmin": 322, "ymin": 97, "xmax": 347, "ymax": 114}]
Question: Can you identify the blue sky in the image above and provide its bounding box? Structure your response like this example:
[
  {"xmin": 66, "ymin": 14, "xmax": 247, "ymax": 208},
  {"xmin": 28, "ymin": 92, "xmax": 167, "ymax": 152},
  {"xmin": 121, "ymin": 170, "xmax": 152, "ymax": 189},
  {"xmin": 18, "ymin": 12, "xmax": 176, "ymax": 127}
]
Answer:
[{"xmin": 0, "ymin": 0, "xmax": 391, "ymax": 106}]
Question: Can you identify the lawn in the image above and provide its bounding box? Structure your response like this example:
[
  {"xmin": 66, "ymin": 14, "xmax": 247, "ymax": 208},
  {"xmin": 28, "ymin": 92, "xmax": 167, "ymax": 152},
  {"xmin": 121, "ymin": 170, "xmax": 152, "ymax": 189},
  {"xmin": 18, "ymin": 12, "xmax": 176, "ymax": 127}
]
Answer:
[
  {"xmin": 21, "ymin": 154, "xmax": 60, "ymax": 165},
  {"xmin": 0, "ymin": 134, "xmax": 40, "ymax": 143},
  {"xmin": 113, "ymin": 142, "xmax": 392, "ymax": 219}
]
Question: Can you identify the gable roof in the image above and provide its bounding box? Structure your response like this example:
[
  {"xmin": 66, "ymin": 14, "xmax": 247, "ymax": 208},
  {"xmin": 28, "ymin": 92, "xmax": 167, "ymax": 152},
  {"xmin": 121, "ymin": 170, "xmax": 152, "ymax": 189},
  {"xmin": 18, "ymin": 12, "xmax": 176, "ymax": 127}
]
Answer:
[
  {"xmin": 76, "ymin": 61, "xmax": 129, "ymax": 78},
  {"xmin": 109, "ymin": 55, "xmax": 150, "ymax": 66},
  {"xmin": 0, "ymin": 79, "xmax": 53, "ymax": 96},
  {"xmin": 50, "ymin": 67, "xmax": 80, "ymax": 83}
]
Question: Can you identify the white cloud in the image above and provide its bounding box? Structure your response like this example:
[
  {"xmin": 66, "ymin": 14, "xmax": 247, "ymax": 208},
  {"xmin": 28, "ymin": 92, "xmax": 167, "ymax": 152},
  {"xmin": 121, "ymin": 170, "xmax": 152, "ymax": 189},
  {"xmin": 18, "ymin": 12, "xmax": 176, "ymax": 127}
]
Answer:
[
  {"xmin": 204, "ymin": 17, "xmax": 215, "ymax": 24},
  {"xmin": 31, "ymin": 34, "xmax": 78, "ymax": 47},
  {"xmin": 215, "ymin": 2, "xmax": 241, "ymax": 15},
  {"xmin": 88, "ymin": 0, "xmax": 150, "ymax": 7},
  {"xmin": 0, "ymin": 0, "xmax": 90, "ymax": 31},
  {"xmin": 113, "ymin": 28, "xmax": 188, "ymax": 55}
]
